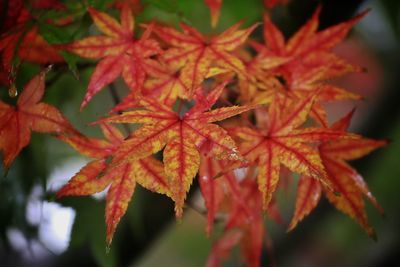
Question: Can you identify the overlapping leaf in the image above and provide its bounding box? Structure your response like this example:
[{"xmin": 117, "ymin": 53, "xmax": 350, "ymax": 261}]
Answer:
[
  {"xmin": 111, "ymin": 62, "xmax": 189, "ymax": 112},
  {"xmin": 57, "ymin": 123, "xmax": 170, "ymax": 245},
  {"xmin": 261, "ymin": 7, "xmax": 366, "ymax": 93},
  {"xmin": 242, "ymin": 7, "xmax": 367, "ymax": 126},
  {"xmin": 199, "ymin": 154, "xmax": 254, "ymax": 235},
  {"xmin": 205, "ymin": 172, "xmax": 265, "ymax": 267},
  {"xmin": 0, "ymin": 69, "xmax": 75, "ymax": 170},
  {"xmin": 0, "ymin": 2, "xmax": 387, "ymax": 265},
  {"xmin": 231, "ymin": 93, "xmax": 359, "ymax": 208},
  {"xmin": 289, "ymin": 110, "xmax": 386, "ymax": 237},
  {"xmin": 151, "ymin": 21, "xmax": 258, "ymax": 97},
  {"xmin": 262, "ymin": 7, "xmax": 366, "ymax": 68},
  {"xmin": 0, "ymin": 8, "xmax": 63, "ymax": 85},
  {"xmin": 100, "ymin": 82, "xmax": 254, "ymax": 217},
  {"xmin": 64, "ymin": 5, "xmax": 161, "ymax": 109}
]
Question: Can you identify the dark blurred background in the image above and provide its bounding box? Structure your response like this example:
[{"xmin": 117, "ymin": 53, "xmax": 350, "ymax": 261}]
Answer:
[{"xmin": 0, "ymin": 0, "xmax": 400, "ymax": 266}]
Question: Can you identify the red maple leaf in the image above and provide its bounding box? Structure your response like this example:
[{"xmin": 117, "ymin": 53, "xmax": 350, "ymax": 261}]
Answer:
[
  {"xmin": 289, "ymin": 109, "xmax": 386, "ymax": 238},
  {"xmin": 151, "ymin": 21, "xmax": 258, "ymax": 96},
  {"xmin": 0, "ymin": 8, "xmax": 63, "ymax": 86},
  {"xmin": 0, "ymin": 69, "xmax": 75, "ymax": 169},
  {"xmin": 204, "ymin": 168, "xmax": 265, "ymax": 267},
  {"xmin": 230, "ymin": 93, "xmax": 359, "ymax": 208},
  {"xmin": 110, "ymin": 61, "xmax": 189, "ymax": 113},
  {"xmin": 261, "ymin": 7, "xmax": 366, "ymax": 74},
  {"xmin": 199, "ymin": 154, "xmax": 255, "ymax": 235},
  {"xmin": 99, "ymin": 82, "xmax": 255, "ymax": 217},
  {"xmin": 247, "ymin": 7, "xmax": 367, "ymax": 126},
  {"xmin": 57, "ymin": 123, "xmax": 171, "ymax": 245},
  {"xmin": 65, "ymin": 5, "xmax": 161, "ymax": 109}
]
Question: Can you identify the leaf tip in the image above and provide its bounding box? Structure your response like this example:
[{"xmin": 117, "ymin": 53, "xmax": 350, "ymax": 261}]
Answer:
[
  {"xmin": 175, "ymin": 205, "xmax": 184, "ymax": 220},
  {"xmin": 369, "ymin": 229, "xmax": 378, "ymax": 242},
  {"xmin": 106, "ymin": 227, "xmax": 116, "ymax": 250},
  {"xmin": 176, "ymin": 216, "xmax": 183, "ymax": 225},
  {"xmin": 105, "ymin": 243, "xmax": 112, "ymax": 254},
  {"xmin": 286, "ymin": 221, "xmax": 297, "ymax": 233}
]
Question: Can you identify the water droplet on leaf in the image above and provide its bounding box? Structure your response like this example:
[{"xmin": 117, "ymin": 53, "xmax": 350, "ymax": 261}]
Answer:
[{"xmin": 8, "ymin": 84, "xmax": 18, "ymax": 97}]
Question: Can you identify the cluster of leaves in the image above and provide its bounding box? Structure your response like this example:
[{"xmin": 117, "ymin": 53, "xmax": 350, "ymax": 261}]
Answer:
[{"xmin": 0, "ymin": 1, "xmax": 387, "ymax": 266}]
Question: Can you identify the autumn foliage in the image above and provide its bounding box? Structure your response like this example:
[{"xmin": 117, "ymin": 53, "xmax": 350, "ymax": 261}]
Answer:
[{"xmin": 0, "ymin": 1, "xmax": 387, "ymax": 266}]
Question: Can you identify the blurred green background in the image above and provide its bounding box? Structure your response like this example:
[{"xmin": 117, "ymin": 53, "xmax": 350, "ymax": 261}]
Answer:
[{"xmin": 1, "ymin": 0, "xmax": 400, "ymax": 266}]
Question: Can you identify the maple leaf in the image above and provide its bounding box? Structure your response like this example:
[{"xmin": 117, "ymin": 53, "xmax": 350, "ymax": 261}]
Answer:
[
  {"xmin": 246, "ymin": 7, "xmax": 367, "ymax": 126},
  {"xmin": 64, "ymin": 5, "xmax": 161, "ymax": 109},
  {"xmin": 262, "ymin": 7, "xmax": 366, "ymax": 65},
  {"xmin": 228, "ymin": 179, "xmax": 264, "ymax": 267},
  {"xmin": 230, "ymin": 93, "xmax": 360, "ymax": 208},
  {"xmin": 151, "ymin": 21, "xmax": 258, "ymax": 96},
  {"xmin": 260, "ymin": 7, "xmax": 367, "ymax": 92},
  {"xmin": 202, "ymin": 163, "xmax": 265, "ymax": 267},
  {"xmin": 237, "ymin": 48, "xmax": 289, "ymax": 104},
  {"xmin": 289, "ymin": 109, "xmax": 386, "ymax": 238},
  {"xmin": 223, "ymin": 175, "xmax": 265, "ymax": 267},
  {"xmin": 205, "ymin": 0, "xmax": 223, "ymax": 28},
  {"xmin": 100, "ymin": 82, "xmax": 255, "ymax": 217},
  {"xmin": 199, "ymin": 154, "xmax": 254, "ymax": 235},
  {"xmin": 206, "ymin": 230, "xmax": 242, "ymax": 267},
  {"xmin": 110, "ymin": 62, "xmax": 189, "ymax": 113},
  {"xmin": 203, "ymin": 161, "xmax": 286, "ymax": 267},
  {"xmin": 0, "ymin": 69, "xmax": 75, "ymax": 170},
  {"xmin": 0, "ymin": 9, "xmax": 63, "ymax": 84},
  {"xmin": 287, "ymin": 174, "xmax": 322, "ymax": 231},
  {"xmin": 57, "ymin": 123, "xmax": 170, "ymax": 245},
  {"xmin": 114, "ymin": 48, "xmax": 253, "ymax": 113},
  {"xmin": 199, "ymin": 155, "xmax": 229, "ymax": 235},
  {"xmin": 111, "ymin": 60, "xmax": 233, "ymax": 113}
]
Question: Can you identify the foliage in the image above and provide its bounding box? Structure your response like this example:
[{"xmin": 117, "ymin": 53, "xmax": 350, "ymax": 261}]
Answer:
[{"xmin": 0, "ymin": 0, "xmax": 387, "ymax": 266}]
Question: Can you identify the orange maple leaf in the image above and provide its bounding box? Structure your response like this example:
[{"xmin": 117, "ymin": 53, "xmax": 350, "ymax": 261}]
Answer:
[
  {"xmin": 244, "ymin": 7, "xmax": 367, "ymax": 126},
  {"xmin": 230, "ymin": 93, "xmax": 359, "ymax": 208},
  {"xmin": 262, "ymin": 7, "xmax": 366, "ymax": 67},
  {"xmin": 151, "ymin": 22, "xmax": 258, "ymax": 96},
  {"xmin": 100, "ymin": 82, "xmax": 255, "ymax": 217},
  {"xmin": 260, "ymin": 7, "xmax": 366, "ymax": 93},
  {"xmin": 65, "ymin": 5, "xmax": 161, "ymax": 109},
  {"xmin": 0, "ymin": 69, "xmax": 74, "ymax": 170},
  {"xmin": 289, "ymin": 109, "xmax": 386, "ymax": 238},
  {"xmin": 110, "ymin": 62, "xmax": 189, "ymax": 113},
  {"xmin": 57, "ymin": 123, "xmax": 171, "ymax": 246},
  {"xmin": 237, "ymin": 48, "xmax": 289, "ymax": 104}
]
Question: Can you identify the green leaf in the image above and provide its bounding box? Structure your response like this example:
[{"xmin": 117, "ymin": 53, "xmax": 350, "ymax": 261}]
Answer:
[{"xmin": 38, "ymin": 23, "xmax": 80, "ymax": 76}]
